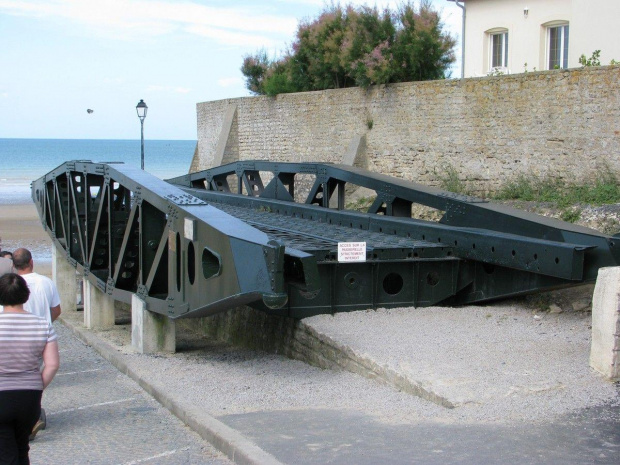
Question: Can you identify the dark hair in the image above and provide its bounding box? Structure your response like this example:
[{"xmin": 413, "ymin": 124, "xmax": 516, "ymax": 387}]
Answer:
[
  {"xmin": 0, "ymin": 251, "xmax": 13, "ymax": 259},
  {"xmin": 12, "ymin": 248, "xmax": 32, "ymax": 271},
  {"xmin": 0, "ymin": 273, "xmax": 30, "ymax": 306}
]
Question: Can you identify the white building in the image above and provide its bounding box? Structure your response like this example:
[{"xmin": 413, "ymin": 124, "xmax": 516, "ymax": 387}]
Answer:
[{"xmin": 449, "ymin": 0, "xmax": 620, "ymax": 77}]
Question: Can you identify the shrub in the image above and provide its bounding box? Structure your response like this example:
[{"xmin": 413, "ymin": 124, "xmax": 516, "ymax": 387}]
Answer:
[
  {"xmin": 241, "ymin": 1, "xmax": 456, "ymax": 95},
  {"xmin": 579, "ymin": 50, "xmax": 601, "ymax": 67}
]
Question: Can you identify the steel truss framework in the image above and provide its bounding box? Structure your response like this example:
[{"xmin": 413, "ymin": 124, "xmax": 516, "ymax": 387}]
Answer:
[{"xmin": 32, "ymin": 161, "xmax": 619, "ymax": 319}]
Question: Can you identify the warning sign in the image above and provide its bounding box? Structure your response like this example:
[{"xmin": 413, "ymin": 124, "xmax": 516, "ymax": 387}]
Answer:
[{"xmin": 338, "ymin": 242, "xmax": 367, "ymax": 262}]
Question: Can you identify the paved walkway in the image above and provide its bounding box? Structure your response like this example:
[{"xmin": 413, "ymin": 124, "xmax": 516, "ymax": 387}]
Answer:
[
  {"xmin": 44, "ymin": 307, "xmax": 620, "ymax": 465},
  {"xmin": 29, "ymin": 323, "xmax": 232, "ymax": 465}
]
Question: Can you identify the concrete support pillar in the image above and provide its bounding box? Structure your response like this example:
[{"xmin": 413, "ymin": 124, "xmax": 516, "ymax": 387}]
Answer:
[
  {"xmin": 590, "ymin": 267, "xmax": 620, "ymax": 381},
  {"xmin": 83, "ymin": 279, "xmax": 115, "ymax": 330},
  {"xmin": 131, "ymin": 294, "xmax": 175, "ymax": 353},
  {"xmin": 52, "ymin": 245, "xmax": 78, "ymax": 312}
]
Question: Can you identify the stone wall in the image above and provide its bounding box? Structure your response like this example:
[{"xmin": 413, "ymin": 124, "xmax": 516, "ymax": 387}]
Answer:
[{"xmin": 193, "ymin": 66, "xmax": 620, "ymax": 195}]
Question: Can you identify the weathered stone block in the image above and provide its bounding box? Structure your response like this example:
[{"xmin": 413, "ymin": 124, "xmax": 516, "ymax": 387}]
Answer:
[{"xmin": 590, "ymin": 267, "xmax": 620, "ymax": 380}]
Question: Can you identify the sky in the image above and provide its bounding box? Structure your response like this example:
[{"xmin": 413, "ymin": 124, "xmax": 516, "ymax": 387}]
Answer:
[{"xmin": 0, "ymin": 0, "xmax": 463, "ymax": 140}]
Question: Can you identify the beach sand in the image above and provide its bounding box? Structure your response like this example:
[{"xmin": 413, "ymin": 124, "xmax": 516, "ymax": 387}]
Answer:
[{"xmin": 0, "ymin": 202, "xmax": 53, "ymax": 277}]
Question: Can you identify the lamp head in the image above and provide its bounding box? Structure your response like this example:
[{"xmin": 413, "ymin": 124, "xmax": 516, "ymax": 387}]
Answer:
[{"xmin": 136, "ymin": 99, "xmax": 148, "ymax": 120}]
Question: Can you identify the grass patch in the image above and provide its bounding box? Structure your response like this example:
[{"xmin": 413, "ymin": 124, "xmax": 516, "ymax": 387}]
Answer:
[
  {"xmin": 494, "ymin": 172, "xmax": 620, "ymax": 208},
  {"xmin": 436, "ymin": 164, "xmax": 470, "ymax": 195},
  {"xmin": 560, "ymin": 208, "xmax": 582, "ymax": 223},
  {"xmin": 346, "ymin": 196, "xmax": 375, "ymax": 212}
]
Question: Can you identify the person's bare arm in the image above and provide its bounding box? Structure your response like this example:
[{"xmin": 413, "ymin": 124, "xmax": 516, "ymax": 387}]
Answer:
[
  {"xmin": 50, "ymin": 305, "xmax": 61, "ymax": 322},
  {"xmin": 41, "ymin": 340, "xmax": 60, "ymax": 389}
]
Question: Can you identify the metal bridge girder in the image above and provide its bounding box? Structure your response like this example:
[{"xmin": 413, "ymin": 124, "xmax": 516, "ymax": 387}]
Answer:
[
  {"xmin": 33, "ymin": 160, "xmax": 620, "ymax": 319},
  {"xmin": 32, "ymin": 162, "xmax": 289, "ymax": 319}
]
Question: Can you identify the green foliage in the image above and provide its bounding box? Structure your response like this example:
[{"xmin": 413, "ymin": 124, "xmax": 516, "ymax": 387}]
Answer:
[
  {"xmin": 579, "ymin": 50, "xmax": 601, "ymax": 67},
  {"xmin": 345, "ymin": 196, "xmax": 375, "ymax": 212},
  {"xmin": 560, "ymin": 208, "xmax": 581, "ymax": 223},
  {"xmin": 436, "ymin": 164, "xmax": 469, "ymax": 195},
  {"xmin": 241, "ymin": 1, "xmax": 456, "ymax": 95},
  {"xmin": 494, "ymin": 175, "xmax": 542, "ymax": 202},
  {"xmin": 240, "ymin": 50, "xmax": 270, "ymax": 94},
  {"xmin": 577, "ymin": 50, "xmax": 619, "ymax": 67},
  {"xmin": 494, "ymin": 171, "xmax": 620, "ymax": 208}
]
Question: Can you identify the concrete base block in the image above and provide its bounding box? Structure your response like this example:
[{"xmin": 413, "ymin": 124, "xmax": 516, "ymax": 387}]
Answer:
[
  {"xmin": 52, "ymin": 245, "xmax": 78, "ymax": 312},
  {"xmin": 83, "ymin": 280, "xmax": 115, "ymax": 330},
  {"xmin": 131, "ymin": 294, "xmax": 175, "ymax": 353},
  {"xmin": 341, "ymin": 133, "xmax": 367, "ymax": 168},
  {"xmin": 590, "ymin": 267, "xmax": 620, "ymax": 381}
]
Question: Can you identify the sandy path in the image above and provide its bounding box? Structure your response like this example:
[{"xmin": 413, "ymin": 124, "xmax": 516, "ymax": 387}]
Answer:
[{"xmin": 0, "ymin": 202, "xmax": 53, "ymax": 277}]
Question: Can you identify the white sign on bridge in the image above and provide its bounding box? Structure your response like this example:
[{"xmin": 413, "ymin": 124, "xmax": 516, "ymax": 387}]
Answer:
[{"xmin": 338, "ymin": 242, "xmax": 367, "ymax": 262}]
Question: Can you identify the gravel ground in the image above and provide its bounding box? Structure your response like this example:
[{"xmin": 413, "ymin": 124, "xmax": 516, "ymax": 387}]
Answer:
[
  {"xmin": 61, "ymin": 295, "xmax": 619, "ymax": 430},
  {"xmin": 85, "ymin": 315, "xmax": 444, "ymax": 425},
  {"xmin": 305, "ymin": 302, "xmax": 618, "ymax": 423}
]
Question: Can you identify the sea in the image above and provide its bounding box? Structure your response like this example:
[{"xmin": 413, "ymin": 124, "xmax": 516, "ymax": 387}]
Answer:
[{"xmin": 0, "ymin": 138, "xmax": 197, "ymax": 205}]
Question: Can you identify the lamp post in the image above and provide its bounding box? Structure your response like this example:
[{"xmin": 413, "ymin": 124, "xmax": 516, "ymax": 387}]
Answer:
[{"xmin": 136, "ymin": 99, "xmax": 148, "ymax": 170}]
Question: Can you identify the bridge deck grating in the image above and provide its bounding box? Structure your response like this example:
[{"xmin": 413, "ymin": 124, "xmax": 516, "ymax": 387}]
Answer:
[{"xmin": 211, "ymin": 202, "xmax": 448, "ymax": 255}]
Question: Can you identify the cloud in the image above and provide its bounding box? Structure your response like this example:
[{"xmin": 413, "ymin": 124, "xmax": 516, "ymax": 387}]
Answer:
[
  {"xmin": 102, "ymin": 77, "xmax": 125, "ymax": 85},
  {"xmin": 217, "ymin": 77, "xmax": 244, "ymax": 88},
  {"xmin": 185, "ymin": 24, "xmax": 278, "ymax": 48},
  {"xmin": 146, "ymin": 85, "xmax": 192, "ymax": 94},
  {"xmin": 146, "ymin": 85, "xmax": 167, "ymax": 92},
  {"xmin": 0, "ymin": 0, "xmax": 297, "ymax": 46},
  {"xmin": 275, "ymin": 0, "xmax": 399, "ymax": 6},
  {"xmin": 275, "ymin": 0, "xmax": 407, "ymax": 10}
]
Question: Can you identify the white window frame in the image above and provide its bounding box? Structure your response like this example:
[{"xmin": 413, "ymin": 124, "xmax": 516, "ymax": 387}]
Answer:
[
  {"xmin": 489, "ymin": 30, "xmax": 509, "ymax": 73},
  {"xmin": 547, "ymin": 23, "xmax": 569, "ymax": 70}
]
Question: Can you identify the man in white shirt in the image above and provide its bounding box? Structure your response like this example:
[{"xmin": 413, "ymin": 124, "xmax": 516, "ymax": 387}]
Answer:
[
  {"xmin": 12, "ymin": 247, "xmax": 62, "ymax": 440},
  {"xmin": 0, "ymin": 237, "xmax": 14, "ymax": 277},
  {"xmin": 12, "ymin": 248, "xmax": 61, "ymax": 324}
]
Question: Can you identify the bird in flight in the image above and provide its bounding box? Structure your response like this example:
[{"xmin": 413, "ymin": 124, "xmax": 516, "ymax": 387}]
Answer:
[{"xmin": 87, "ymin": 109, "xmax": 94, "ymax": 114}]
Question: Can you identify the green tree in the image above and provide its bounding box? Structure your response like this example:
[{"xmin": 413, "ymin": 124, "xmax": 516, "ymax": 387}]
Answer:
[
  {"xmin": 241, "ymin": 1, "xmax": 456, "ymax": 96},
  {"xmin": 240, "ymin": 50, "xmax": 270, "ymax": 94}
]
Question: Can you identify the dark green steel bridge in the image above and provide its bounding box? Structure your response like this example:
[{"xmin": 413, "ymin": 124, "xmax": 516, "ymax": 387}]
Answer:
[{"xmin": 31, "ymin": 161, "xmax": 620, "ymax": 319}]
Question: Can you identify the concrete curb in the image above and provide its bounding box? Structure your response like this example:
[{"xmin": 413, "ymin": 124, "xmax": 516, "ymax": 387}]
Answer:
[{"xmin": 59, "ymin": 317, "xmax": 285, "ymax": 465}]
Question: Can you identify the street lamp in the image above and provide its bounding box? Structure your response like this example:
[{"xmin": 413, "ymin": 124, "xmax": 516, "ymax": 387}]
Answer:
[{"xmin": 136, "ymin": 99, "xmax": 148, "ymax": 170}]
